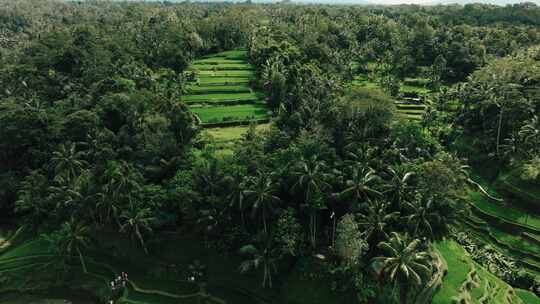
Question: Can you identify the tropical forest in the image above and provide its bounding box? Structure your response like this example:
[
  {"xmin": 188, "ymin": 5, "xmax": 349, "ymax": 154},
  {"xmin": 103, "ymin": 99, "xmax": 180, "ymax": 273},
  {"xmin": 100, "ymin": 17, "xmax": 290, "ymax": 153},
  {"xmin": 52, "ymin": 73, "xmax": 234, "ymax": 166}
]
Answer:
[{"xmin": 0, "ymin": 0, "xmax": 540, "ymax": 303}]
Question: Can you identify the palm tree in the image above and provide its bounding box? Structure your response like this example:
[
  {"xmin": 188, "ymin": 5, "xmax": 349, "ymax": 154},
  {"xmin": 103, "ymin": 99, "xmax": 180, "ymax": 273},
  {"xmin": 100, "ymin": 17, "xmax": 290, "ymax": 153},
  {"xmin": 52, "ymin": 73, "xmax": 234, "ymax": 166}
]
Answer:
[
  {"xmin": 357, "ymin": 200, "xmax": 400, "ymax": 246},
  {"xmin": 403, "ymin": 197, "xmax": 441, "ymax": 239},
  {"xmin": 292, "ymin": 156, "xmax": 331, "ymax": 203},
  {"xmin": 339, "ymin": 167, "xmax": 381, "ymax": 210},
  {"xmin": 50, "ymin": 142, "xmax": 88, "ymax": 182},
  {"xmin": 243, "ymin": 171, "xmax": 280, "ymax": 234},
  {"xmin": 42, "ymin": 218, "xmax": 91, "ymax": 273},
  {"xmin": 225, "ymin": 171, "xmax": 247, "ymax": 228},
  {"xmin": 519, "ymin": 115, "xmax": 540, "ymax": 156},
  {"xmin": 384, "ymin": 166, "xmax": 414, "ymax": 210},
  {"xmin": 15, "ymin": 171, "xmax": 50, "ymax": 230},
  {"xmin": 292, "ymin": 156, "xmax": 331, "ymax": 249},
  {"xmin": 374, "ymin": 232, "xmax": 431, "ymax": 304},
  {"xmin": 119, "ymin": 204, "xmax": 155, "ymax": 254},
  {"xmin": 239, "ymin": 235, "xmax": 279, "ymax": 288},
  {"xmin": 61, "ymin": 218, "xmax": 91, "ymax": 273},
  {"xmin": 101, "ymin": 161, "xmax": 142, "ymax": 224}
]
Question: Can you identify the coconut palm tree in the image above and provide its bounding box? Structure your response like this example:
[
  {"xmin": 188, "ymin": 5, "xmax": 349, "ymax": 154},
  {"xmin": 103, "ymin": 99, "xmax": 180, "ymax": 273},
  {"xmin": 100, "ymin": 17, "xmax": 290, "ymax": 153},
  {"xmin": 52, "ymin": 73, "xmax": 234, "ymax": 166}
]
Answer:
[
  {"xmin": 239, "ymin": 234, "xmax": 279, "ymax": 288},
  {"xmin": 357, "ymin": 200, "xmax": 400, "ymax": 246},
  {"xmin": 42, "ymin": 218, "xmax": 91, "ymax": 273},
  {"xmin": 519, "ymin": 115, "xmax": 540, "ymax": 156},
  {"xmin": 403, "ymin": 197, "xmax": 441, "ymax": 239},
  {"xmin": 374, "ymin": 232, "xmax": 431, "ymax": 304},
  {"xmin": 119, "ymin": 203, "xmax": 155, "ymax": 254},
  {"xmin": 101, "ymin": 161, "xmax": 143, "ymax": 224},
  {"xmin": 225, "ymin": 171, "xmax": 247, "ymax": 228},
  {"xmin": 243, "ymin": 171, "xmax": 280, "ymax": 234},
  {"xmin": 50, "ymin": 142, "xmax": 88, "ymax": 182},
  {"xmin": 292, "ymin": 155, "xmax": 331, "ymax": 203},
  {"xmin": 339, "ymin": 167, "xmax": 381, "ymax": 210},
  {"xmin": 292, "ymin": 156, "xmax": 331, "ymax": 249},
  {"xmin": 384, "ymin": 166, "xmax": 414, "ymax": 210}
]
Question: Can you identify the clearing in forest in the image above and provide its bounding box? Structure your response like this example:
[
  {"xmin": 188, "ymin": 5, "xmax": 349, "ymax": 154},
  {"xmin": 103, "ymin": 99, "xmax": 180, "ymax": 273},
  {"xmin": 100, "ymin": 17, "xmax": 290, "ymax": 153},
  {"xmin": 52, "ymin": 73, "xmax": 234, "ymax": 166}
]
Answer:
[
  {"xmin": 183, "ymin": 50, "xmax": 269, "ymax": 128},
  {"xmin": 349, "ymin": 64, "xmax": 434, "ymax": 121}
]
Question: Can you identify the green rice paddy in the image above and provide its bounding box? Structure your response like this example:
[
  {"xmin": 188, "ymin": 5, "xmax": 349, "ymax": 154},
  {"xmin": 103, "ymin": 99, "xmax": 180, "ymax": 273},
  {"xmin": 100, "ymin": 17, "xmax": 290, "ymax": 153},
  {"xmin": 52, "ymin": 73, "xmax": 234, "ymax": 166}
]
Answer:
[
  {"xmin": 191, "ymin": 104, "xmax": 268, "ymax": 123},
  {"xmin": 348, "ymin": 63, "xmax": 432, "ymax": 122},
  {"xmin": 183, "ymin": 49, "xmax": 269, "ymax": 127},
  {"xmin": 433, "ymin": 240, "xmax": 525, "ymax": 304}
]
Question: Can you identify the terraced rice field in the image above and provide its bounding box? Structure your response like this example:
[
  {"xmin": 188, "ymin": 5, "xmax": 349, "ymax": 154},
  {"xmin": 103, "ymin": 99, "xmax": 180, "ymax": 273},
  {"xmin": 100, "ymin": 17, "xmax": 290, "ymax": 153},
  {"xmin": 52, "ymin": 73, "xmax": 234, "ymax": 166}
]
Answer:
[
  {"xmin": 348, "ymin": 64, "xmax": 431, "ymax": 121},
  {"xmin": 183, "ymin": 49, "xmax": 269, "ymax": 139},
  {"xmin": 464, "ymin": 190, "xmax": 540, "ymax": 278},
  {"xmin": 191, "ymin": 104, "xmax": 268, "ymax": 124},
  {"xmin": 433, "ymin": 240, "xmax": 526, "ymax": 304}
]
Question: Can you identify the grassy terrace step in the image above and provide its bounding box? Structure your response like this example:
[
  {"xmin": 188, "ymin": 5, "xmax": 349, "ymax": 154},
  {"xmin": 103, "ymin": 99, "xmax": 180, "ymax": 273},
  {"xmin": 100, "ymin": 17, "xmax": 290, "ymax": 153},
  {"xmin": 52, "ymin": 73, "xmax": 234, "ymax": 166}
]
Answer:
[
  {"xmin": 433, "ymin": 240, "xmax": 524, "ymax": 304},
  {"xmin": 191, "ymin": 104, "xmax": 269, "ymax": 123},
  {"xmin": 400, "ymin": 113, "xmax": 422, "ymax": 120},
  {"xmin": 496, "ymin": 169, "xmax": 540, "ymax": 212},
  {"xmin": 396, "ymin": 104, "xmax": 426, "ymax": 111},
  {"xmin": 194, "ymin": 59, "xmax": 246, "ymax": 64},
  {"xmin": 187, "ymin": 85, "xmax": 252, "ymax": 94},
  {"xmin": 197, "ymin": 70, "xmax": 254, "ymax": 77},
  {"xmin": 397, "ymin": 109, "xmax": 425, "ymax": 115},
  {"xmin": 183, "ymin": 92, "xmax": 262, "ymax": 103},
  {"xmin": 516, "ymin": 289, "xmax": 540, "ymax": 304},
  {"xmin": 202, "ymin": 50, "xmax": 247, "ymax": 60},
  {"xmin": 461, "ymin": 219, "xmax": 540, "ymax": 273},
  {"xmin": 468, "ymin": 192, "xmax": 540, "ymax": 233},
  {"xmin": 196, "ymin": 76, "xmax": 250, "ymax": 85},
  {"xmin": 204, "ymin": 124, "xmax": 271, "ymax": 143},
  {"xmin": 190, "ymin": 64, "xmax": 254, "ymax": 71},
  {"xmin": 462, "ymin": 217, "xmax": 540, "ymax": 261}
]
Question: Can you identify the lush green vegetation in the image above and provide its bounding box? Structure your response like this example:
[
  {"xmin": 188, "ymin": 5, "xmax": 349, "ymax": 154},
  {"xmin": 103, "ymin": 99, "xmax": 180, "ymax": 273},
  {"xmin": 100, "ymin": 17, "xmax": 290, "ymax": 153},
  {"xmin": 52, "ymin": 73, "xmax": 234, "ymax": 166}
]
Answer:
[{"xmin": 1, "ymin": 1, "xmax": 540, "ymax": 303}]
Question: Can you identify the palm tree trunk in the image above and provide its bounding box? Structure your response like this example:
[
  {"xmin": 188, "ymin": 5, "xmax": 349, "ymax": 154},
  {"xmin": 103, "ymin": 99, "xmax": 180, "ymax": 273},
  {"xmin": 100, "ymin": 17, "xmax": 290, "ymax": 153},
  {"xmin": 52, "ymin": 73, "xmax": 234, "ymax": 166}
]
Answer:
[
  {"xmin": 77, "ymin": 247, "xmax": 87, "ymax": 274},
  {"xmin": 400, "ymin": 282, "xmax": 409, "ymax": 304},
  {"xmin": 240, "ymin": 210, "xmax": 246, "ymax": 230},
  {"xmin": 262, "ymin": 208, "xmax": 267, "ymax": 234},
  {"xmin": 332, "ymin": 211, "xmax": 336, "ymax": 247},
  {"xmin": 268, "ymin": 266, "xmax": 273, "ymax": 289},
  {"xmin": 136, "ymin": 227, "xmax": 148, "ymax": 254},
  {"xmin": 496, "ymin": 106, "xmax": 504, "ymax": 157},
  {"xmin": 310, "ymin": 211, "xmax": 317, "ymax": 249},
  {"xmin": 263, "ymin": 266, "xmax": 268, "ymax": 288}
]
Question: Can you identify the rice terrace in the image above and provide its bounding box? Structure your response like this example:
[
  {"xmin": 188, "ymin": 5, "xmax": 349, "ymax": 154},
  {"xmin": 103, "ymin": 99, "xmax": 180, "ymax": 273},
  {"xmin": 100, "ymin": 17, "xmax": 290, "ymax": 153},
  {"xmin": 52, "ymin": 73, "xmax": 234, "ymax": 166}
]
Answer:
[{"xmin": 0, "ymin": 1, "xmax": 540, "ymax": 304}]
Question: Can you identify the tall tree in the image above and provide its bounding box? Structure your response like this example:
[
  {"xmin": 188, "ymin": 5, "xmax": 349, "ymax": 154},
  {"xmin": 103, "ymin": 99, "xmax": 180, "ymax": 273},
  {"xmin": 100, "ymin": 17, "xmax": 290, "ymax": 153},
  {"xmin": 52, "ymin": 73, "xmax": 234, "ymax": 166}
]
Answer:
[
  {"xmin": 374, "ymin": 232, "xmax": 431, "ymax": 304},
  {"xmin": 243, "ymin": 171, "xmax": 280, "ymax": 234},
  {"xmin": 119, "ymin": 203, "xmax": 155, "ymax": 254}
]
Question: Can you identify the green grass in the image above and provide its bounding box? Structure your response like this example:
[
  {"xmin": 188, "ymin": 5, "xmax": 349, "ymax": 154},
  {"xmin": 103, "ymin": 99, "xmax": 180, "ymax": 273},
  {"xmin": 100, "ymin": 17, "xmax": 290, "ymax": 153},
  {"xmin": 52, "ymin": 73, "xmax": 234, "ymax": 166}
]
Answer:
[
  {"xmin": 195, "ymin": 58, "xmax": 246, "ymax": 64},
  {"xmin": 516, "ymin": 289, "xmax": 540, "ymax": 304},
  {"xmin": 397, "ymin": 109, "xmax": 425, "ymax": 115},
  {"xmin": 190, "ymin": 63, "xmax": 253, "ymax": 71},
  {"xmin": 433, "ymin": 240, "xmax": 524, "ymax": 304},
  {"xmin": 396, "ymin": 104, "xmax": 426, "ymax": 110},
  {"xmin": 469, "ymin": 192, "xmax": 540, "ymax": 231},
  {"xmin": 196, "ymin": 76, "xmax": 250, "ymax": 85},
  {"xmin": 191, "ymin": 104, "xmax": 268, "ymax": 123},
  {"xmin": 183, "ymin": 92, "xmax": 262, "ymax": 103},
  {"xmin": 187, "ymin": 85, "xmax": 252, "ymax": 94},
  {"xmin": 433, "ymin": 240, "xmax": 471, "ymax": 303},
  {"xmin": 400, "ymin": 84, "xmax": 431, "ymax": 94},
  {"xmin": 197, "ymin": 70, "xmax": 254, "ymax": 77},
  {"xmin": 204, "ymin": 124, "xmax": 270, "ymax": 142}
]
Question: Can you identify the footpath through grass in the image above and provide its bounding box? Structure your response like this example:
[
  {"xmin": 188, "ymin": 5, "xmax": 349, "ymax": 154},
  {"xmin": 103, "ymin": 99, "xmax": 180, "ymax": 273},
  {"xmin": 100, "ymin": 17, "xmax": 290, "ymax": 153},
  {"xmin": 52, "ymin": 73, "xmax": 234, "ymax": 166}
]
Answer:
[{"xmin": 0, "ymin": 228, "xmax": 350, "ymax": 304}]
